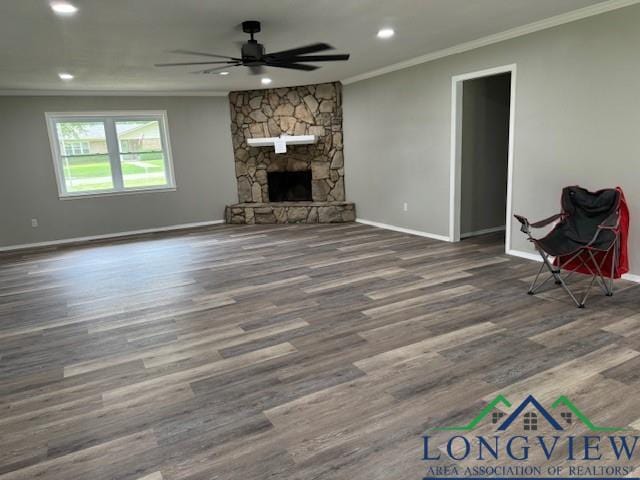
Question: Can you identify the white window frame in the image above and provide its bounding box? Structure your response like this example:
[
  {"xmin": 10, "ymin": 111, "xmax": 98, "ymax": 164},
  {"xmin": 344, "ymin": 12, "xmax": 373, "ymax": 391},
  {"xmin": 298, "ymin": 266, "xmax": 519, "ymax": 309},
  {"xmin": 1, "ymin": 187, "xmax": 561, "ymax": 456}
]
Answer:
[{"xmin": 45, "ymin": 110, "xmax": 176, "ymax": 199}]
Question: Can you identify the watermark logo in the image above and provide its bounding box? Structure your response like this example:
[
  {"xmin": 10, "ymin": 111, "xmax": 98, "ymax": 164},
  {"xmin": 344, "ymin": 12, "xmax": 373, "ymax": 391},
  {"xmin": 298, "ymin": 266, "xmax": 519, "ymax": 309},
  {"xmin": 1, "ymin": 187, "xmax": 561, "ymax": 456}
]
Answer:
[
  {"xmin": 422, "ymin": 394, "xmax": 637, "ymax": 480},
  {"xmin": 436, "ymin": 394, "xmax": 623, "ymax": 432}
]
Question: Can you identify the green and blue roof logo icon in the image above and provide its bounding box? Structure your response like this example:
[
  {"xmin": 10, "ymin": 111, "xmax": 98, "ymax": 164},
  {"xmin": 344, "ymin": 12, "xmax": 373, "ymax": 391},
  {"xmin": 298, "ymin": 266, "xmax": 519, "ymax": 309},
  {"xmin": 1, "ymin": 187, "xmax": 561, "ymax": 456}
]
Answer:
[{"xmin": 435, "ymin": 394, "xmax": 623, "ymax": 432}]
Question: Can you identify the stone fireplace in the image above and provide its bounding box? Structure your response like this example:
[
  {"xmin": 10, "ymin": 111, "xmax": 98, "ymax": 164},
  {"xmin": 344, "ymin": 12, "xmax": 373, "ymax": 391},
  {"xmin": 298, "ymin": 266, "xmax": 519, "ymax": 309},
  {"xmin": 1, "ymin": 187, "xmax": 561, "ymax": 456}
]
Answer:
[{"xmin": 224, "ymin": 81, "xmax": 355, "ymax": 224}]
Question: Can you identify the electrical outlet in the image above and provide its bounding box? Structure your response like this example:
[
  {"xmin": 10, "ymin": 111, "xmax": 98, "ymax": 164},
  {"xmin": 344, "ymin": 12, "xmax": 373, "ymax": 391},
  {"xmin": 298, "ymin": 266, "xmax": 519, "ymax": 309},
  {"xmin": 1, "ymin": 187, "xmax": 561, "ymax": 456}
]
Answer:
[
  {"xmin": 31, "ymin": 218, "xmax": 39, "ymax": 228},
  {"xmin": 403, "ymin": 202, "xmax": 408, "ymax": 212}
]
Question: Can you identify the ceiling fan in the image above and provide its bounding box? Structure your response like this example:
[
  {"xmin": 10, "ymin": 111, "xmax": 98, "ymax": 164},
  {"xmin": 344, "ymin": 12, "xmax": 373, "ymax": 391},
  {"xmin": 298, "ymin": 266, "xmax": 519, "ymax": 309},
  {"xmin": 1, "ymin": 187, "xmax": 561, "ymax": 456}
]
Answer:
[{"xmin": 154, "ymin": 20, "xmax": 350, "ymax": 75}]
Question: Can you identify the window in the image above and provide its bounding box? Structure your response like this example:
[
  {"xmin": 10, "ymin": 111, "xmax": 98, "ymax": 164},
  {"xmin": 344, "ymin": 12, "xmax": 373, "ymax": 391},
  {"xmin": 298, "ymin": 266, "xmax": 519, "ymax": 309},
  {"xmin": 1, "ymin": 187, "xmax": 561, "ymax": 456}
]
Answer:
[
  {"xmin": 46, "ymin": 111, "xmax": 175, "ymax": 197},
  {"xmin": 63, "ymin": 141, "xmax": 90, "ymax": 156},
  {"xmin": 523, "ymin": 412, "xmax": 538, "ymax": 431}
]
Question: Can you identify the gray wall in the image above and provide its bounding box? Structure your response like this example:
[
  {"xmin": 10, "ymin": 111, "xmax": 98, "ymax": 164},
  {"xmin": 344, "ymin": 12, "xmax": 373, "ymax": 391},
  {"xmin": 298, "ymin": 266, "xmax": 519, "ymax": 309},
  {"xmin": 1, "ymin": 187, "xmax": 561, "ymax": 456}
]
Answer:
[
  {"xmin": 0, "ymin": 96, "xmax": 236, "ymax": 247},
  {"xmin": 460, "ymin": 73, "xmax": 511, "ymax": 236},
  {"xmin": 344, "ymin": 4, "xmax": 640, "ymax": 275}
]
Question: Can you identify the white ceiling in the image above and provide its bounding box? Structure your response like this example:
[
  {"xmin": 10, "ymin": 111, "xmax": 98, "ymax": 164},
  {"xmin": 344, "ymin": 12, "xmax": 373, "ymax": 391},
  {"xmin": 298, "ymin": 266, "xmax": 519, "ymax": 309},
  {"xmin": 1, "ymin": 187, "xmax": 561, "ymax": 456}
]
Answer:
[{"xmin": 0, "ymin": 0, "xmax": 607, "ymax": 93}]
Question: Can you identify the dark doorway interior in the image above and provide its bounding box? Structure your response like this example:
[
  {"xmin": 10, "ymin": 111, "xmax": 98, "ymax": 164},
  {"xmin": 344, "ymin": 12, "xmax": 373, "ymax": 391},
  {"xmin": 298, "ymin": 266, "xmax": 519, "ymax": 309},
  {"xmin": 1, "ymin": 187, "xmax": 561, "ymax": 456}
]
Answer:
[
  {"xmin": 268, "ymin": 171, "xmax": 312, "ymax": 202},
  {"xmin": 460, "ymin": 72, "xmax": 511, "ymax": 239}
]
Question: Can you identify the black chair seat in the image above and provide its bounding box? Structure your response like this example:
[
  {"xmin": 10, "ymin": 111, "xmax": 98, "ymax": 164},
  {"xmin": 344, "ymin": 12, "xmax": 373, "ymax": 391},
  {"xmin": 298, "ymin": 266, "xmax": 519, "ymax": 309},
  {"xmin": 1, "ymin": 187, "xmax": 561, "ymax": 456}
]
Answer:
[{"xmin": 514, "ymin": 185, "xmax": 626, "ymax": 308}]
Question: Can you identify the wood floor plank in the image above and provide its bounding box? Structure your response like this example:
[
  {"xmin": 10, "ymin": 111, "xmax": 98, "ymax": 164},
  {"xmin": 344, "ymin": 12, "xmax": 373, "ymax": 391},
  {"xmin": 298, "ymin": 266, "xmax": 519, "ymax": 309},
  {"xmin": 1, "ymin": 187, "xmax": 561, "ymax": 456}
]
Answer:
[
  {"xmin": 602, "ymin": 313, "xmax": 640, "ymax": 337},
  {"xmin": 0, "ymin": 430, "xmax": 158, "ymax": 480},
  {"xmin": 355, "ymin": 321, "xmax": 504, "ymax": 372},
  {"xmin": 361, "ymin": 284, "xmax": 478, "ymax": 317},
  {"xmin": 483, "ymin": 344, "xmax": 640, "ymax": 407},
  {"xmin": 0, "ymin": 224, "xmax": 638, "ymax": 479}
]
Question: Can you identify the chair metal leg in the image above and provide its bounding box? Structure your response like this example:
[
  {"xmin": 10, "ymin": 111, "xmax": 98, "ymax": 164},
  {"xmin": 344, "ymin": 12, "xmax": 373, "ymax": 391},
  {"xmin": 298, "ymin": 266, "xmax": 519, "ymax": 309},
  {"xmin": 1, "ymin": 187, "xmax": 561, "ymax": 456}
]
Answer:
[
  {"xmin": 587, "ymin": 249, "xmax": 613, "ymax": 297},
  {"xmin": 528, "ymin": 260, "xmax": 547, "ymax": 294},
  {"xmin": 539, "ymin": 251, "xmax": 582, "ymax": 308},
  {"xmin": 608, "ymin": 238, "xmax": 619, "ymax": 297},
  {"xmin": 527, "ymin": 243, "xmax": 619, "ymax": 308},
  {"xmin": 528, "ymin": 250, "xmax": 563, "ymax": 295},
  {"xmin": 579, "ymin": 270, "xmax": 599, "ymax": 307},
  {"xmin": 580, "ymin": 252, "xmax": 608, "ymax": 297}
]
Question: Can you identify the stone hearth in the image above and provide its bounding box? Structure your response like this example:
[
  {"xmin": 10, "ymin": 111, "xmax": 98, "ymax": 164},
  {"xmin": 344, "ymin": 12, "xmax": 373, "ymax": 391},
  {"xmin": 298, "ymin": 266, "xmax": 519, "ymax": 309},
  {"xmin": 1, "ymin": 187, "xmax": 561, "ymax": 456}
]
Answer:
[
  {"xmin": 225, "ymin": 202, "xmax": 355, "ymax": 224},
  {"xmin": 225, "ymin": 81, "xmax": 355, "ymax": 224}
]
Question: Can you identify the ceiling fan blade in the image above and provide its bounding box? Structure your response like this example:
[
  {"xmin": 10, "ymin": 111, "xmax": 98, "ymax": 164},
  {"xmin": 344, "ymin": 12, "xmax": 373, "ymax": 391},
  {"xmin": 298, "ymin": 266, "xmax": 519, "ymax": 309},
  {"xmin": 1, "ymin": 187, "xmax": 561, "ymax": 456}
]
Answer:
[
  {"xmin": 265, "ymin": 43, "xmax": 333, "ymax": 59},
  {"xmin": 169, "ymin": 49, "xmax": 241, "ymax": 61},
  {"xmin": 248, "ymin": 65, "xmax": 266, "ymax": 75},
  {"xmin": 265, "ymin": 62, "xmax": 319, "ymax": 71},
  {"xmin": 192, "ymin": 63, "xmax": 242, "ymax": 74},
  {"xmin": 155, "ymin": 61, "xmax": 237, "ymax": 67},
  {"xmin": 282, "ymin": 54, "xmax": 350, "ymax": 62}
]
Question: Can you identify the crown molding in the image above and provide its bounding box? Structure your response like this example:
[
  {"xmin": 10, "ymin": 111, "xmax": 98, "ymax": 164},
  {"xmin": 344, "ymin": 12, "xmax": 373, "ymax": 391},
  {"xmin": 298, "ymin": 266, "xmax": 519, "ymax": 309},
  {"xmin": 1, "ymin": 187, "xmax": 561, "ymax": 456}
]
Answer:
[
  {"xmin": 0, "ymin": 89, "xmax": 228, "ymax": 97},
  {"xmin": 342, "ymin": 0, "xmax": 640, "ymax": 85}
]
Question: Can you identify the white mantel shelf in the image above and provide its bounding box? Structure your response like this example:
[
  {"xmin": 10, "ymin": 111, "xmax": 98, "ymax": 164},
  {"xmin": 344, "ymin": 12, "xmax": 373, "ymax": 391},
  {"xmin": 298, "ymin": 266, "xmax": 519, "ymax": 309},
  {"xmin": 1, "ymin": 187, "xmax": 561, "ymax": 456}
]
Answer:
[{"xmin": 247, "ymin": 135, "xmax": 317, "ymax": 148}]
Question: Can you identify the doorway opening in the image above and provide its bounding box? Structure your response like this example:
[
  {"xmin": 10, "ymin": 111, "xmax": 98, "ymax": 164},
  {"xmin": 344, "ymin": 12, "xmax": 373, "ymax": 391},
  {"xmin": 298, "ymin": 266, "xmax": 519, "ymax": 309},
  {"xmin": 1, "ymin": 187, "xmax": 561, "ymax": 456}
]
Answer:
[
  {"xmin": 449, "ymin": 64, "xmax": 516, "ymax": 252},
  {"xmin": 460, "ymin": 72, "xmax": 511, "ymax": 240}
]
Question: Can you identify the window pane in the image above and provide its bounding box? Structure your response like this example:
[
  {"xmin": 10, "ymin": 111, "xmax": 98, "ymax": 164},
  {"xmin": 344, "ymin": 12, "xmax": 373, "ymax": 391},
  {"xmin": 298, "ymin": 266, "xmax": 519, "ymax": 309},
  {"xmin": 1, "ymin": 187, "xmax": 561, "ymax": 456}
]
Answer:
[
  {"xmin": 56, "ymin": 122, "xmax": 109, "ymax": 155},
  {"xmin": 61, "ymin": 154, "xmax": 114, "ymax": 192},
  {"xmin": 116, "ymin": 121, "xmax": 168, "ymax": 188},
  {"xmin": 56, "ymin": 121, "xmax": 113, "ymax": 192},
  {"xmin": 116, "ymin": 120, "xmax": 163, "ymax": 153},
  {"xmin": 120, "ymin": 152, "xmax": 168, "ymax": 188}
]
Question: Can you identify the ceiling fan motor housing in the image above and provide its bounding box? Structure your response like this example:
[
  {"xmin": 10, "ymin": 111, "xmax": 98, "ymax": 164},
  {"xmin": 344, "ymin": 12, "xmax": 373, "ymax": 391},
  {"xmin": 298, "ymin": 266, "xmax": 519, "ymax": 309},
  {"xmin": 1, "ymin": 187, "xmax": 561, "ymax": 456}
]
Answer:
[
  {"xmin": 241, "ymin": 21, "xmax": 264, "ymax": 64},
  {"xmin": 242, "ymin": 41, "xmax": 265, "ymax": 64}
]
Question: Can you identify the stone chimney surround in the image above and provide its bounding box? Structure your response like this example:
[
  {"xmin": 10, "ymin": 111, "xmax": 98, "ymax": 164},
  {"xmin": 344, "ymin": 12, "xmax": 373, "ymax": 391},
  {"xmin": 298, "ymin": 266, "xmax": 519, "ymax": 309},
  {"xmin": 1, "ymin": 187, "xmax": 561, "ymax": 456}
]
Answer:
[{"xmin": 225, "ymin": 81, "xmax": 355, "ymax": 224}]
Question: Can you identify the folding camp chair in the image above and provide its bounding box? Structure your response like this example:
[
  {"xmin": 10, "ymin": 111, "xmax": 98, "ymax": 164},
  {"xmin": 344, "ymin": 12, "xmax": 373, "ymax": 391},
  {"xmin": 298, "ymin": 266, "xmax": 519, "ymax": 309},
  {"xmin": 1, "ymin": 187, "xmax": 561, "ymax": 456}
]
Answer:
[{"xmin": 514, "ymin": 186, "xmax": 629, "ymax": 308}]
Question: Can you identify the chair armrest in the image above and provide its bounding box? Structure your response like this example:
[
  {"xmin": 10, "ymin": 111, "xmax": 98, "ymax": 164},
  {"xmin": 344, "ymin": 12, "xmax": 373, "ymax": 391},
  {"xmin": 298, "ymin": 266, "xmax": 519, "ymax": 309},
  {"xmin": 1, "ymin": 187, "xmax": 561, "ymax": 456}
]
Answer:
[
  {"xmin": 529, "ymin": 213, "xmax": 564, "ymax": 229},
  {"xmin": 598, "ymin": 211, "xmax": 620, "ymax": 230},
  {"xmin": 514, "ymin": 214, "xmax": 531, "ymax": 234},
  {"xmin": 585, "ymin": 211, "xmax": 621, "ymax": 247},
  {"xmin": 514, "ymin": 213, "xmax": 563, "ymax": 238}
]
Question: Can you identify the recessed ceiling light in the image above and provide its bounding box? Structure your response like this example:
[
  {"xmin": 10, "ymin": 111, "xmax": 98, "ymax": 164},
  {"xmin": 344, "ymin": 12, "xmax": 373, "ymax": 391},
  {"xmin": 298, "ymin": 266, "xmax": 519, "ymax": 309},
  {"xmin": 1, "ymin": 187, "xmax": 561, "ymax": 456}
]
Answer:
[
  {"xmin": 219, "ymin": 71, "xmax": 230, "ymax": 76},
  {"xmin": 58, "ymin": 72, "xmax": 74, "ymax": 80},
  {"xmin": 261, "ymin": 77, "xmax": 272, "ymax": 85},
  {"xmin": 50, "ymin": 2, "xmax": 78, "ymax": 15},
  {"xmin": 377, "ymin": 28, "xmax": 395, "ymax": 39}
]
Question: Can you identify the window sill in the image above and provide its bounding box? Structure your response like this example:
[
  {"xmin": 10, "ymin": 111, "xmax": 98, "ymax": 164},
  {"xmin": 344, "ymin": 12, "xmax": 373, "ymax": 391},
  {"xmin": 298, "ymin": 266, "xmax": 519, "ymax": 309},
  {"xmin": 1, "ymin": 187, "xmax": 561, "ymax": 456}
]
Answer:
[{"xmin": 59, "ymin": 186, "xmax": 177, "ymax": 200}]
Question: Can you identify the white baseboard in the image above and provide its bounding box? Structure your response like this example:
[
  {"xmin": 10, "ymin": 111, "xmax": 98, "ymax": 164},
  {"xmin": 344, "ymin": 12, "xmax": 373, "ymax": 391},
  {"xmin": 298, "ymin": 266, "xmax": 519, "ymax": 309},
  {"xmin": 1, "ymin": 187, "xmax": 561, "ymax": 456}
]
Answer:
[
  {"xmin": 507, "ymin": 248, "xmax": 640, "ymax": 283},
  {"xmin": 356, "ymin": 218, "xmax": 450, "ymax": 242},
  {"xmin": 622, "ymin": 273, "xmax": 640, "ymax": 283},
  {"xmin": 0, "ymin": 220, "xmax": 225, "ymax": 252},
  {"xmin": 461, "ymin": 225, "xmax": 506, "ymax": 239},
  {"xmin": 506, "ymin": 248, "xmax": 542, "ymax": 262}
]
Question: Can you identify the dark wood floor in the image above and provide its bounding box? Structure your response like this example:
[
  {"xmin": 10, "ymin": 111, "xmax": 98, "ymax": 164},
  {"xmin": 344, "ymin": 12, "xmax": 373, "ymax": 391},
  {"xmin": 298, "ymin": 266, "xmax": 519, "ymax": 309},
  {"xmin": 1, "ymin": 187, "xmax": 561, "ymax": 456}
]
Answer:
[{"xmin": 1, "ymin": 223, "xmax": 639, "ymax": 479}]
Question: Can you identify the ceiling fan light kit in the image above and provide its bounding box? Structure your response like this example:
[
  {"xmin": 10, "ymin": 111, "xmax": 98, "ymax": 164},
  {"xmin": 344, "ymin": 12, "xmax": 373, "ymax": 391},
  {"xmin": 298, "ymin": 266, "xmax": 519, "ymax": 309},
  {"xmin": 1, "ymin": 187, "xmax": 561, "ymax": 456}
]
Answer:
[{"xmin": 154, "ymin": 20, "xmax": 350, "ymax": 79}]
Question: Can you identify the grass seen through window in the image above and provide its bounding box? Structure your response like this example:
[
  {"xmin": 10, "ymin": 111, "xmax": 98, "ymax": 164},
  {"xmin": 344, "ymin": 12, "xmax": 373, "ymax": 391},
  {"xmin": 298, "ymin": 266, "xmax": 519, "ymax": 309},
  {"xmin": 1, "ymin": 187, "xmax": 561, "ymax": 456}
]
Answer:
[{"xmin": 63, "ymin": 152, "xmax": 167, "ymax": 192}]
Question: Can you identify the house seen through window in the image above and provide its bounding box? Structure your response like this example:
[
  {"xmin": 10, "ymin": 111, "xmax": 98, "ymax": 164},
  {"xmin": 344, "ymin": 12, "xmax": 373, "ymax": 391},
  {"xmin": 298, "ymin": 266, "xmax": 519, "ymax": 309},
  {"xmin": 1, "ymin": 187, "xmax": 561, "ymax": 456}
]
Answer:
[
  {"xmin": 63, "ymin": 141, "xmax": 91, "ymax": 156},
  {"xmin": 47, "ymin": 112, "xmax": 175, "ymax": 197}
]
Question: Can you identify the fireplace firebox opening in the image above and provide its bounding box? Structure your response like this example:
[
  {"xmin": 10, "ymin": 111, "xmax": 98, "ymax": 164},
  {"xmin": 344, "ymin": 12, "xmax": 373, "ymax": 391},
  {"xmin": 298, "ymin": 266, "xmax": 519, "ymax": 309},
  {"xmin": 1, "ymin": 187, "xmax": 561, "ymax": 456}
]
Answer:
[{"xmin": 267, "ymin": 171, "xmax": 312, "ymax": 202}]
